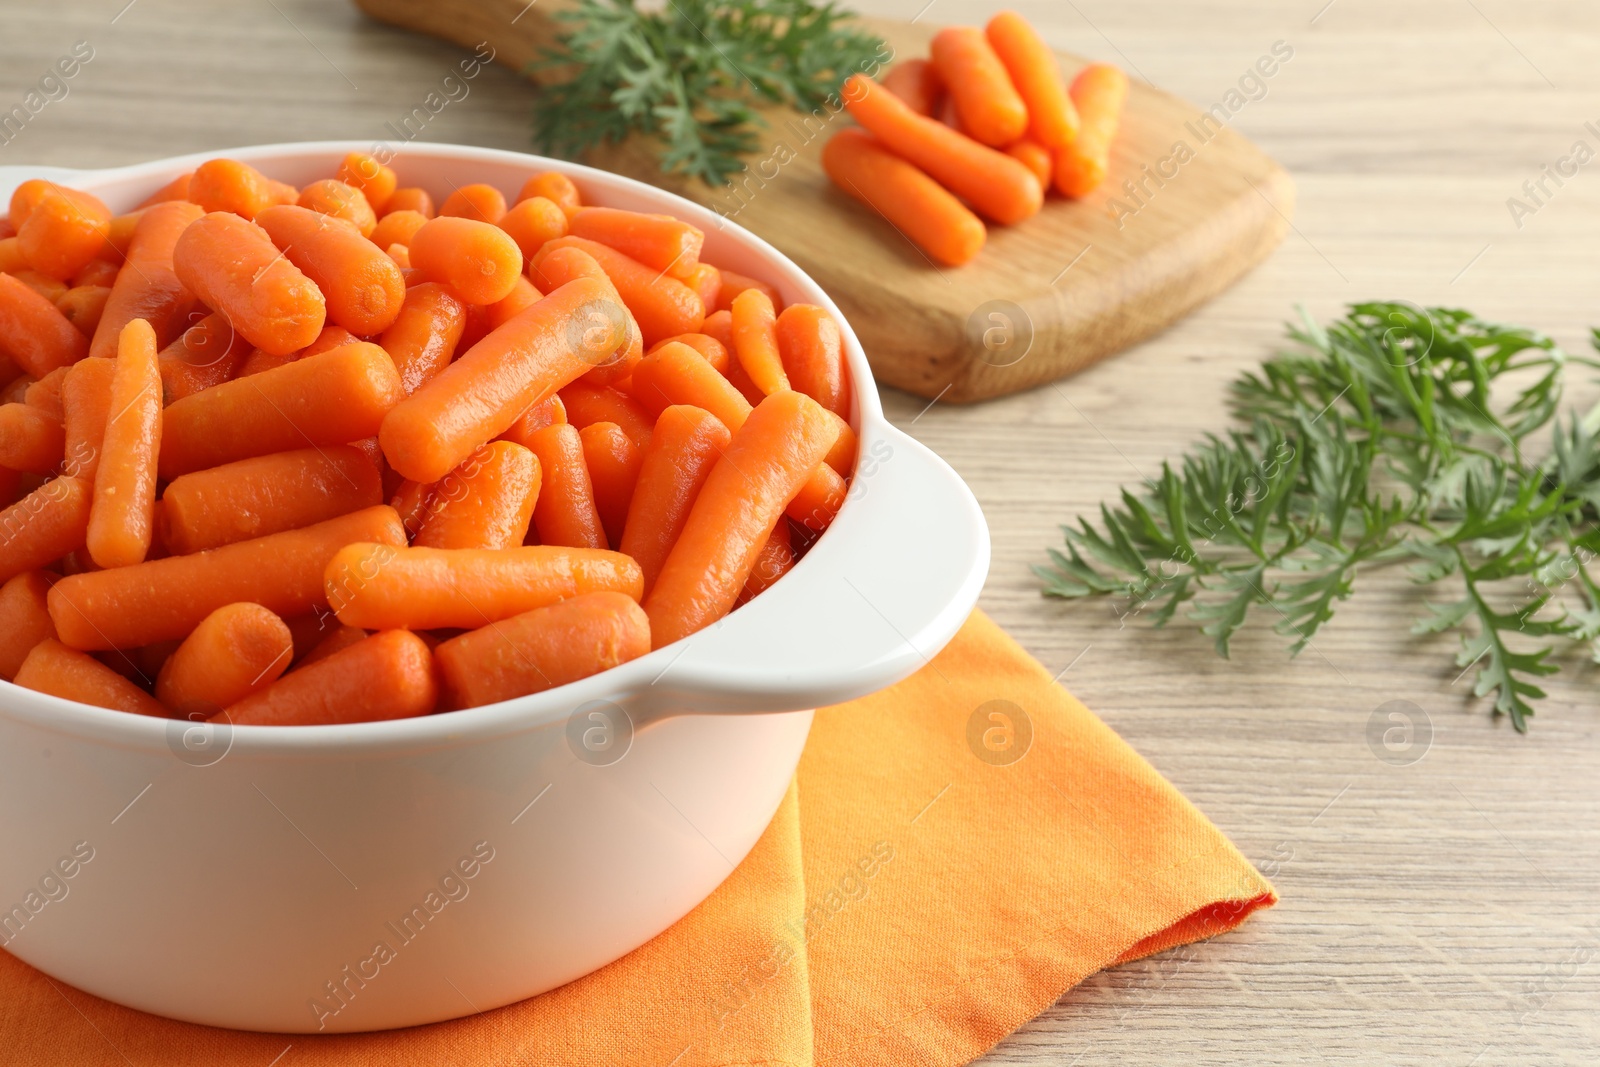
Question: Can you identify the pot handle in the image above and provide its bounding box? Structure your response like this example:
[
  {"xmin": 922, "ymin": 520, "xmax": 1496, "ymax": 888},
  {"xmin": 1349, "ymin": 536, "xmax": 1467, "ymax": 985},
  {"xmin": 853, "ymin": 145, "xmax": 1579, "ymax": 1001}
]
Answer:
[{"xmin": 629, "ymin": 420, "xmax": 990, "ymax": 720}]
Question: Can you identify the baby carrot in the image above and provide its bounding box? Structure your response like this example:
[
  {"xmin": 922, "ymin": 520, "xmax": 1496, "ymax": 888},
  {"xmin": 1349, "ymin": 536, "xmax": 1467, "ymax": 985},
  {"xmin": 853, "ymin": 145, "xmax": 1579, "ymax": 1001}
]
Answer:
[
  {"xmin": 498, "ymin": 394, "xmax": 566, "ymax": 448},
  {"xmin": 579, "ymin": 422, "xmax": 643, "ymax": 548},
  {"xmin": 379, "ymin": 277, "xmax": 627, "ymax": 483},
  {"xmin": 532, "ymin": 236, "xmax": 703, "ymax": 346},
  {"xmin": 188, "ymin": 159, "xmax": 295, "ymax": 220},
  {"xmin": 0, "ymin": 272, "xmax": 90, "ymax": 377},
  {"xmin": 55, "ymin": 285, "xmax": 111, "ymax": 338},
  {"xmin": 256, "ymin": 204, "xmax": 407, "ymax": 336},
  {"xmin": 568, "ymin": 207, "xmax": 704, "ymax": 279},
  {"xmin": 0, "ymin": 570, "xmax": 56, "ymax": 680},
  {"xmin": 487, "ymin": 275, "xmax": 543, "ymax": 330},
  {"xmin": 22, "ymin": 366, "xmax": 66, "ymax": 418},
  {"xmin": 227, "ymin": 629, "xmax": 436, "ymax": 727},
  {"xmin": 17, "ymin": 184, "xmax": 112, "ymax": 280},
  {"xmin": 236, "ymin": 324, "xmax": 360, "ymax": 378},
  {"xmin": 48, "ymin": 504, "xmax": 405, "ymax": 650},
  {"xmin": 497, "ymin": 195, "xmax": 568, "ymax": 259},
  {"xmin": 629, "ymin": 340, "xmax": 751, "ymax": 431},
  {"xmin": 1055, "ymin": 63, "xmax": 1129, "ymax": 198},
  {"xmin": 880, "ymin": 57, "xmax": 943, "ymax": 117},
  {"xmin": 0, "ymin": 403, "xmax": 64, "ymax": 474},
  {"xmin": 59, "ymin": 356, "xmax": 114, "ymax": 479},
  {"xmin": 14, "ymin": 639, "xmax": 168, "ymax": 716},
  {"xmin": 524, "ymin": 422, "xmax": 607, "ymax": 549},
  {"xmin": 71, "ymin": 256, "xmax": 122, "ymax": 289},
  {"xmin": 821, "ymin": 410, "xmax": 858, "ymax": 475},
  {"xmin": 159, "ymin": 342, "xmax": 402, "ymax": 479},
  {"xmin": 440, "ymin": 183, "xmax": 508, "ymax": 224},
  {"xmin": 776, "ymin": 303, "xmax": 851, "ymax": 417},
  {"xmin": 700, "ymin": 308, "xmax": 735, "ymax": 350},
  {"xmin": 787, "ymin": 460, "xmax": 847, "ymax": 532},
  {"xmin": 86, "ymin": 319, "xmax": 162, "ymax": 569},
  {"xmin": 0, "ymin": 237, "xmax": 27, "ymax": 273},
  {"xmin": 296, "ymin": 623, "xmax": 367, "ymax": 668},
  {"xmin": 386, "ymin": 189, "xmax": 436, "ymax": 220},
  {"xmin": 173, "ymin": 211, "xmax": 327, "ymax": 356},
  {"xmin": 135, "ymin": 172, "xmax": 193, "ymax": 210},
  {"xmin": 650, "ymin": 331, "xmax": 729, "ymax": 374},
  {"xmin": 162, "ymin": 445, "xmax": 383, "ymax": 554},
  {"xmin": 157, "ymin": 312, "xmax": 249, "ymax": 401},
  {"xmin": 645, "ymin": 390, "xmax": 840, "ymax": 647},
  {"xmin": 986, "ymin": 11, "xmax": 1079, "ymax": 149},
  {"xmin": 1005, "ymin": 139, "xmax": 1054, "ymax": 189},
  {"xmin": 930, "ymin": 27, "xmax": 1029, "ymax": 148},
  {"xmin": 558, "ymin": 380, "xmax": 653, "ymax": 450},
  {"xmin": 377, "ymin": 282, "xmax": 466, "ymax": 396},
  {"xmin": 681, "ymin": 262, "xmax": 719, "ymax": 311},
  {"xmin": 326, "ymin": 542, "xmax": 642, "ymax": 630},
  {"xmin": 369, "ymin": 209, "xmax": 429, "ymax": 253},
  {"xmin": 711, "ymin": 270, "xmax": 781, "ymax": 315},
  {"xmin": 0, "ymin": 476, "xmax": 91, "ymax": 583},
  {"xmin": 335, "ymin": 151, "xmax": 399, "ymax": 215},
  {"xmin": 821, "ymin": 128, "xmax": 987, "ymax": 267},
  {"xmin": 436, "ymin": 591, "xmax": 650, "ymax": 709},
  {"xmin": 407, "ymin": 216, "xmax": 523, "ymax": 305},
  {"xmin": 738, "ymin": 520, "xmax": 793, "ymax": 604},
  {"xmin": 730, "ymin": 288, "xmax": 790, "ymax": 396},
  {"xmin": 618, "ymin": 404, "xmax": 731, "ymax": 595},
  {"xmin": 518, "ymin": 172, "xmax": 581, "ymax": 213},
  {"xmin": 154, "ymin": 602, "xmax": 293, "ymax": 717},
  {"xmin": 12, "ymin": 269, "xmax": 67, "ymax": 304},
  {"xmin": 413, "ymin": 440, "xmax": 540, "ymax": 550},
  {"xmin": 297, "ymin": 179, "xmax": 378, "ymax": 237},
  {"xmin": 842, "ymin": 73, "xmax": 1042, "ymax": 225},
  {"xmin": 529, "ymin": 244, "xmax": 643, "ymax": 386}
]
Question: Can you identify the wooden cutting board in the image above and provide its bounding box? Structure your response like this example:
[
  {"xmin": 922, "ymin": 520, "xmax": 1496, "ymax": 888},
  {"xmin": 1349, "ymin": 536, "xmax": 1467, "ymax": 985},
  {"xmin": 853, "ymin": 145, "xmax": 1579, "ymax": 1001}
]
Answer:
[{"xmin": 353, "ymin": 0, "xmax": 1293, "ymax": 403}]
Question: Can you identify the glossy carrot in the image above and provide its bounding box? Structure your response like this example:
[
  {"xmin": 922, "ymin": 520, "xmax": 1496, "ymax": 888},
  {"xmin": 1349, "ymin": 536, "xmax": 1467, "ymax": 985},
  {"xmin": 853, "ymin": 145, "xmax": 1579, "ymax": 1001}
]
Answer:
[
  {"xmin": 558, "ymin": 380, "xmax": 653, "ymax": 449},
  {"xmin": 47, "ymin": 504, "xmax": 405, "ymax": 650},
  {"xmin": 0, "ymin": 403, "xmax": 64, "ymax": 474},
  {"xmin": 518, "ymin": 172, "xmax": 581, "ymax": 213},
  {"xmin": 650, "ymin": 331, "xmax": 729, "ymax": 374},
  {"xmin": 842, "ymin": 73, "xmax": 1041, "ymax": 225},
  {"xmin": 227, "ymin": 629, "xmax": 436, "ymax": 727},
  {"xmin": 86, "ymin": 320, "xmax": 161, "ymax": 569},
  {"xmin": 821, "ymin": 128, "xmax": 987, "ymax": 266},
  {"xmin": 738, "ymin": 519, "xmax": 793, "ymax": 603},
  {"xmin": 0, "ymin": 271, "xmax": 90, "ymax": 376},
  {"xmin": 629, "ymin": 339, "xmax": 751, "ymax": 431},
  {"xmin": 187, "ymin": 159, "xmax": 295, "ymax": 220},
  {"xmin": 326, "ymin": 542, "xmax": 642, "ymax": 630},
  {"xmin": 335, "ymin": 151, "xmax": 398, "ymax": 214},
  {"xmin": 407, "ymin": 216, "xmax": 523, "ymax": 305},
  {"xmin": 17, "ymin": 184, "xmax": 112, "ymax": 280},
  {"xmin": 486, "ymin": 275, "xmax": 543, "ymax": 329},
  {"xmin": 159, "ymin": 342, "xmax": 402, "ymax": 479},
  {"xmin": 436, "ymin": 591, "xmax": 650, "ymax": 709},
  {"xmin": 0, "ymin": 570, "xmax": 56, "ymax": 680},
  {"xmin": 785, "ymin": 458, "xmax": 847, "ymax": 531},
  {"xmin": 256, "ymin": 204, "xmax": 407, "ymax": 335},
  {"xmin": 619, "ymin": 404, "xmax": 731, "ymax": 595},
  {"xmin": 776, "ymin": 303, "xmax": 851, "ymax": 417},
  {"xmin": 497, "ymin": 195, "xmax": 568, "ymax": 259},
  {"xmin": 700, "ymin": 308, "xmax": 735, "ymax": 350},
  {"xmin": 157, "ymin": 312, "xmax": 249, "ymax": 401},
  {"xmin": 579, "ymin": 422, "xmax": 643, "ymax": 547},
  {"xmin": 414, "ymin": 440, "xmax": 540, "ymax": 550},
  {"xmin": 711, "ymin": 270, "xmax": 781, "ymax": 315},
  {"xmin": 684, "ymin": 262, "xmax": 721, "ymax": 312},
  {"xmin": 1005, "ymin": 139, "xmax": 1054, "ymax": 188},
  {"xmin": 497, "ymin": 393, "xmax": 566, "ymax": 448},
  {"xmin": 377, "ymin": 282, "xmax": 466, "ymax": 396},
  {"xmin": 297, "ymin": 179, "xmax": 378, "ymax": 237},
  {"xmin": 106, "ymin": 212, "xmax": 144, "ymax": 261},
  {"xmin": 986, "ymin": 11, "xmax": 1079, "ymax": 149},
  {"xmin": 645, "ymin": 390, "xmax": 840, "ymax": 647},
  {"xmin": 154, "ymin": 602, "xmax": 293, "ymax": 717},
  {"xmin": 295, "ymin": 623, "xmax": 367, "ymax": 669},
  {"xmin": 0, "ymin": 237, "xmax": 27, "ymax": 274},
  {"xmin": 523, "ymin": 422, "xmax": 607, "ymax": 549},
  {"xmin": 532, "ymin": 236, "xmax": 703, "ymax": 346},
  {"xmin": 388, "ymin": 477, "xmax": 433, "ymax": 537},
  {"xmin": 383, "ymin": 187, "xmax": 435, "ymax": 218},
  {"xmin": 388, "ymin": 244, "xmax": 412, "ymax": 270},
  {"xmin": 173, "ymin": 211, "xmax": 326, "ymax": 356},
  {"xmin": 14, "ymin": 639, "xmax": 168, "ymax": 716},
  {"xmin": 440, "ymin": 183, "xmax": 508, "ymax": 224},
  {"xmin": 379, "ymin": 277, "xmax": 628, "ymax": 483},
  {"xmin": 369, "ymin": 208, "xmax": 429, "ymax": 252},
  {"xmin": 135, "ymin": 172, "xmax": 193, "ymax": 209},
  {"xmin": 569, "ymin": 207, "xmax": 704, "ymax": 278},
  {"xmin": 23, "ymin": 366, "xmax": 68, "ymax": 419},
  {"xmin": 60, "ymin": 356, "xmax": 114, "ymax": 479},
  {"xmin": 528, "ymin": 244, "xmax": 644, "ymax": 386},
  {"xmin": 236, "ymin": 324, "xmax": 359, "ymax": 378},
  {"xmin": 881, "ymin": 58, "xmax": 943, "ymax": 117},
  {"xmin": 11, "ymin": 269, "xmax": 67, "ymax": 304},
  {"xmin": 821, "ymin": 410, "xmax": 858, "ymax": 475},
  {"xmin": 730, "ymin": 288, "xmax": 790, "ymax": 396},
  {"xmin": 56, "ymin": 285, "xmax": 111, "ymax": 337},
  {"xmin": 930, "ymin": 27, "xmax": 1029, "ymax": 147},
  {"xmin": 0, "ymin": 476, "xmax": 91, "ymax": 583},
  {"xmin": 71, "ymin": 256, "xmax": 122, "ymax": 289},
  {"xmin": 163, "ymin": 445, "xmax": 383, "ymax": 554},
  {"xmin": 1055, "ymin": 63, "xmax": 1128, "ymax": 198}
]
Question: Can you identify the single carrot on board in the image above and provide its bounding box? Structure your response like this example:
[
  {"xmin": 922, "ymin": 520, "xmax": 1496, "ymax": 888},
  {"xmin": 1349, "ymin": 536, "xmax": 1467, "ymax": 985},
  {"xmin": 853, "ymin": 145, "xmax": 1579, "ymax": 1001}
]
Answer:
[
  {"xmin": 644, "ymin": 390, "xmax": 840, "ymax": 647},
  {"xmin": 47, "ymin": 504, "xmax": 405, "ymax": 650},
  {"xmin": 0, "ymin": 403, "xmax": 64, "ymax": 474},
  {"xmin": 880, "ymin": 58, "xmax": 943, "ymax": 117},
  {"xmin": 730, "ymin": 288, "xmax": 790, "ymax": 396},
  {"xmin": 436, "ymin": 591, "xmax": 650, "ymax": 709},
  {"xmin": 89, "ymin": 200, "xmax": 203, "ymax": 359},
  {"xmin": 56, "ymin": 285, "xmax": 111, "ymax": 338},
  {"xmin": 738, "ymin": 519, "xmax": 793, "ymax": 604},
  {"xmin": 18, "ymin": 185, "xmax": 112, "ymax": 281},
  {"xmin": 414, "ymin": 440, "xmax": 540, "ymax": 550},
  {"xmin": 558, "ymin": 381, "xmax": 654, "ymax": 450},
  {"xmin": 579, "ymin": 422, "xmax": 643, "ymax": 548},
  {"xmin": 154, "ymin": 602, "xmax": 293, "ymax": 717},
  {"xmin": 86, "ymin": 319, "xmax": 162, "ymax": 569},
  {"xmin": 187, "ymin": 159, "xmax": 296, "ymax": 220},
  {"xmin": 523, "ymin": 422, "xmax": 608, "ymax": 550},
  {"xmin": 377, "ymin": 282, "xmax": 466, "ymax": 396},
  {"xmin": 407, "ymin": 216, "xmax": 523, "ymax": 305},
  {"xmin": 162, "ymin": 445, "xmax": 383, "ymax": 554},
  {"xmin": 157, "ymin": 312, "xmax": 250, "ymax": 401},
  {"xmin": 529, "ymin": 244, "xmax": 644, "ymax": 386},
  {"xmin": 569, "ymin": 207, "xmax": 704, "ymax": 279},
  {"xmin": 135, "ymin": 172, "xmax": 193, "ymax": 210},
  {"xmin": 986, "ymin": 11, "xmax": 1079, "ymax": 149},
  {"xmin": 1005, "ymin": 139, "xmax": 1054, "ymax": 189},
  {"xmin": 440, "ymin": 183, "xmax": 508, "ymax": 224},
  {"xmin": 379, "ymin": 277, "xmax": 628, "ymax": 483},
  {"xmin": 335, "ymin": 151, "xmax": 399, "ymax": 215},
  {"xmin": 159, "ymin": 342, "xmax": 402, "ymax": 480},
  {"xmin": 14, "ymin": 639, "xmax": 168, "ymax": 716},
  {"xmin": 256, "ymin": 205, "xmax": 407, "ymax": 336},
  {"xmin": 821, "ymin": 128, "xmax": 987, "ymax": 267},
  {"xmin": 712, "ymin": 270, "xmax": 781, "ymax": 315},
  {"xmin": 776, "ymin": 303, "xmax": 851, "ymax": 418},
  {"xmin": 383, "ymin": 187, "xmax": 434, "ymax": 218},
  {"xmin": 369, "ymin": 209, "xmax": 429, "ymax": 253},
  {"xmin": 0, "ymin": 570, "xmax": 57, "ymax": 680},
  {"xmin": 618, "ymin": 404, "xmax": 731, "ymax": 595},
  {"xmin": 497, "ymin": 195, "xmax": 568, "ymax": 260},
  {"xmin": 326, "ymin": 542, "xmax": 642, "ymax": 630},
  {"xmin": 532, "ymin": 236, "xmax": 703, "ymax": 346},
  {"xmin": 930, "ymin": 26, "xmax": 1029, "ymax": 147},
  {"xmin": 518, "ymin": 172, "xmax": 581, "ymax": 213},
  {"xmin": 684, "ymin": 262, "xmax": 721, "ymax": 312},
  {"xmin": 0, "ymin": 476, "xmax": 91, "ymax": 583},
  {"xmin": 650, "ymin": 331, "xmax": 729, "ymax": 374},
  {"xmin": 297, "ymin": 179, "xmax": 379, "ymax": 237},
  {"xmin": 173, "ymin": 212, "xmax": 326, "ymax": 356},
  {"xmin": 1055, "ymin": 63, "xmax": 1129, "ymax": 198},
  {"xmin": 0, "ymin": 271, "xmax": 90, "ymax": 377},
  {"xmin": 227, "ymin": 629, "xmax": 436, "ymax": 727},
  {"xmin": 60, "ymin": 356, "xmax": 114, "ymax": 479},
  {"xmin": 841, "ymin": 73, "xmax": 1042, "ymax": 225}
]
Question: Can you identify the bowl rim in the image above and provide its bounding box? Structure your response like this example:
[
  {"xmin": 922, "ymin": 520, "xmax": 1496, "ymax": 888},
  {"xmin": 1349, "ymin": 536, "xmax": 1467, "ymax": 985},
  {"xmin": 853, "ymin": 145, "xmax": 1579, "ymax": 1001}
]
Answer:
[{"xmin": 0, "ymin": 140, "xmax": 906, "ymax": 755}]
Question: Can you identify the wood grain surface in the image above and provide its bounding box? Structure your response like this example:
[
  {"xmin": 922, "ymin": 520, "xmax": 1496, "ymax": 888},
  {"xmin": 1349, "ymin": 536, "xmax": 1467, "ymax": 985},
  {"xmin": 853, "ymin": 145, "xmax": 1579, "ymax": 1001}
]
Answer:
[
  {"xmin": 351, "ymin": 0, "xmax": 1294, "ymax": 403},
  {"xmin": 2, "ymin": 0, "xmax": 1597, "ymax": 1064}
]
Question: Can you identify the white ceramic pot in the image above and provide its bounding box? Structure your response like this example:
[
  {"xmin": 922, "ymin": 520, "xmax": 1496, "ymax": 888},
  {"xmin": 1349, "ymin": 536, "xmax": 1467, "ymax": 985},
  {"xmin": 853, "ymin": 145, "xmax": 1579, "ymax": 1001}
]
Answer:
[{"xmin": 0, "ymin": 142, "xmax": 988, "ymax": 1033}]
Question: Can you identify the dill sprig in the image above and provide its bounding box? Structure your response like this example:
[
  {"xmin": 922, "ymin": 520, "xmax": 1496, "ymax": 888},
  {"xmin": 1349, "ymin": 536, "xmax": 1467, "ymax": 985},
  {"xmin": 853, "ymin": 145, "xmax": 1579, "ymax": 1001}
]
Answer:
[{"xmin": 1037, "ymin": 302, "xmax": 1600, "ymax": 731}]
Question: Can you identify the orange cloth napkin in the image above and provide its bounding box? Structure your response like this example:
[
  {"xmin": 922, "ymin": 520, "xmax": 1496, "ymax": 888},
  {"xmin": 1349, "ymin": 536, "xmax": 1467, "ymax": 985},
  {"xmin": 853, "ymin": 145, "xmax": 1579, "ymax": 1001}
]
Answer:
[{"xmin": 0, "ymin": 610, "xmax": 1275, "ymax": 1065}]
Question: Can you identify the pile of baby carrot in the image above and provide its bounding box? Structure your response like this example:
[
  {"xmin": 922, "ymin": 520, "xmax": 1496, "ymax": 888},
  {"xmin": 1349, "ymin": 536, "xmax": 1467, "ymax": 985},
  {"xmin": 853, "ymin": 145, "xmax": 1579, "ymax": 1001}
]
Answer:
[
  {"xmin": 823, "ymin": 10, "xmax": 1128, "ymax": 266},
  {"xmin": 0, "ymin": 152, "xmax": 854, "ymax": 725}
]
